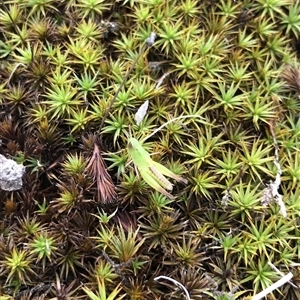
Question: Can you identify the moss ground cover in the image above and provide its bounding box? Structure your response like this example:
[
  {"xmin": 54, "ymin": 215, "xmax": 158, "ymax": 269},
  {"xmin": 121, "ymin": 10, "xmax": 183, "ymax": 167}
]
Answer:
[{"xmin": 0, "ymin": 0, "xmax": 300, "ymax": 299}]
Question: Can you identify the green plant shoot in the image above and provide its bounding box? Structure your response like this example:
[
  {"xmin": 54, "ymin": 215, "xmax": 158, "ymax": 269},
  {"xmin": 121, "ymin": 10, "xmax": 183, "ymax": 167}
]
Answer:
[{"xmin": 127, "ymin": 115, "xmax": 206, "ymax": 199}]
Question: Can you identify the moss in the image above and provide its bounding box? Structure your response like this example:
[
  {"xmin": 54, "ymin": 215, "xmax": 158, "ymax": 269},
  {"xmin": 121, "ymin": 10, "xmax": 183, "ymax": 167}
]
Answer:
[{"xmin": 0, "ymin": 0, "xmax": 300, "ymax": 299}]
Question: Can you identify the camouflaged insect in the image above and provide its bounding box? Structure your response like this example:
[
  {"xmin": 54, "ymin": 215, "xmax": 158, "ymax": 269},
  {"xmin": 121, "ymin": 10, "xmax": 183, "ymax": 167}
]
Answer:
[{"xmin": 127, "ymin": 137, "xmax": 187, "ymax": 199}]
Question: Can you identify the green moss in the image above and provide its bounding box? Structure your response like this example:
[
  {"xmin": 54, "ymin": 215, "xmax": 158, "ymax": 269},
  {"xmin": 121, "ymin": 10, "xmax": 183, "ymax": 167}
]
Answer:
[{"xmin": 0, "ymin": 0, "xmax": 300, "ymax": 298}]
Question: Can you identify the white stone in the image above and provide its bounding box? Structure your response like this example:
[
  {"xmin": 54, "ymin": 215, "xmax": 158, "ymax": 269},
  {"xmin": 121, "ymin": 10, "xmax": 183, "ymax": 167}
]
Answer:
[{"xmin": 0, "ymin": 154, "xmax": 25, "ymax": 191}]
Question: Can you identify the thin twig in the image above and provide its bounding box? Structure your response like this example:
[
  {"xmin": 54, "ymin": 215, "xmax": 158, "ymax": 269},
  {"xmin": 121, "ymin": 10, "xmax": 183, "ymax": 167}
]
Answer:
[
  {"xmin": 8, "ymin": 63, "xmax": 25, "ymax": 87},
  {"xmin": 154, "ymin": 276, "xmax": 191, "ymax": 300},
  {"xmin": 252, "ymin": 272, "xmax": 293, "ymax": 300},
  {"xmin": 268, "ymin": 262, "xmax": 297, "ymax": 288},
  {"xmin": 142, "ymin": 114, "xmax": 206, "ymax": 143}
]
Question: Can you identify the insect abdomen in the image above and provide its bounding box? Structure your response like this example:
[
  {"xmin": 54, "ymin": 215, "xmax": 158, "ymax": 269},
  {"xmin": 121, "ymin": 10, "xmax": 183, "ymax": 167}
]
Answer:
[{"xmin": 149, "ymin": 165, "xmax": 173, "ymax": 191}]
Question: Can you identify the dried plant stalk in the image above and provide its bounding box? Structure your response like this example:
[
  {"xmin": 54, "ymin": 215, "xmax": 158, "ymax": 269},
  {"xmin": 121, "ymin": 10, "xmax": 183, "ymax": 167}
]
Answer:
[
  {"xmin": 85, "ymin": 143, "xmax": 117, "ymax": 204},
  {"xmin": 281, "ymin": 65, "xmax": 300, "ymax": 93}
]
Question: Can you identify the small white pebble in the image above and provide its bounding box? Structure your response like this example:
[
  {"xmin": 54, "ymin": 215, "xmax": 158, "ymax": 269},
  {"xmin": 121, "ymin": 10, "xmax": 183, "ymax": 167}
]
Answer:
[
  {"xmin": 0, "ymin": 154, "xmax": 25, "ymax": 191},
  {"xmin": 146, "ymin": 32, "xmax": 156, "ymax": 46}
]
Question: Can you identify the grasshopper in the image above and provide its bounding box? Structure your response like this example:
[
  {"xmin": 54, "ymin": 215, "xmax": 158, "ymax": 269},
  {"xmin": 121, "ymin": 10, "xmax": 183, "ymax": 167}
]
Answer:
[
  {"xmin": 126, "ymin": 115, "xmax": 205, "ymax": 199},
  {"xmin": 127, "ymin": 137, "xmax": 187, "ymax": 199}
]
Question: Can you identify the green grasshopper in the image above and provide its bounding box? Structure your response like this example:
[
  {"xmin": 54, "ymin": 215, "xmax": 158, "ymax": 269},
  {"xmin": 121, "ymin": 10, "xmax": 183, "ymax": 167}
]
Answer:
[
  {"xmin": 128, "ymin": 137, "xmax": 187, "ymax": 199},
  {"xmin": 127, "ymin": 115, "xmax": 205, "ymax": 199}
]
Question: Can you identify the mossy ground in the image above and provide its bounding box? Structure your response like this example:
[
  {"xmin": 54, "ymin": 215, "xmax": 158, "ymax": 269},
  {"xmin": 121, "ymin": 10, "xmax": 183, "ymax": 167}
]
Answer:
[{"xmin": 0, "ymin": 0, "xmax": 300, "ymax": 299}]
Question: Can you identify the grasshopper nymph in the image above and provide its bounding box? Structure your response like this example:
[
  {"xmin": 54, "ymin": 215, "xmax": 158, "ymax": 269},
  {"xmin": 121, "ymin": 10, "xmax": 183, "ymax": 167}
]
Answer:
[{"xmin": 127, "ymin": 137, "xmax": 187, "ymax": 199}]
